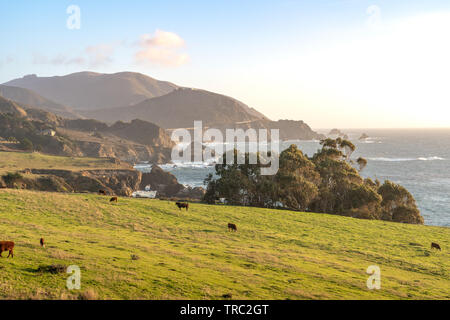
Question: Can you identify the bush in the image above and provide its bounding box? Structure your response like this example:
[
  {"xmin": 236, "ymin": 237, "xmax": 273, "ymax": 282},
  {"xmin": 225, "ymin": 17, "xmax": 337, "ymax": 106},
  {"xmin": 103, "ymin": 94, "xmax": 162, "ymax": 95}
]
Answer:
[
  {"xmin": 392, "ymin": 206, "xmax": 424, "ymax": 224},
  {"xmin": 79, "ymin": 289, "xmax": 98, "ymax": 300},
  {"xmin": 37, "ymin": 264, "xmax": 67, "ymax": 274},
  {"xmin": 2, "ymin": 172, "xmax": 23, "ymax": 185},
  {"xmin": 20, "ymin": 138, "xmax": 33, "ymax": 151}
]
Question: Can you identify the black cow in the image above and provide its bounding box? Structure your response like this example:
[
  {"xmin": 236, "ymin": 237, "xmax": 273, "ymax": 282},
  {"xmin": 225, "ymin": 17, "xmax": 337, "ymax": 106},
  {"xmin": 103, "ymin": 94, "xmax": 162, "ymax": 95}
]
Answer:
[{"xmin": 176, "ymin": 202, "xmax": 189, "ymax": 211}]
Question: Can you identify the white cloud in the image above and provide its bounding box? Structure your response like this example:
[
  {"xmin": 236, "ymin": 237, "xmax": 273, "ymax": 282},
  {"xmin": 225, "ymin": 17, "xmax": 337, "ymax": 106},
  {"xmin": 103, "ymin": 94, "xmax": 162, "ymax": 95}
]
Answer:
[
  {"xmin": 85, "ymin": 44, "xmax": 114, "ymax": 67},
  {"xmin": 32, "ymin": 43, "xmax": 115, "ymax": 67},
  {"xmin": 135, "ymin": 30, "xmax": 189, "ymax": 67},
  {"xmin": 28, "ymin": 30, "xmax": 188, "ymax": 69},
  {"xmin": 32, "ymin": 53, "xmax": 80, "ymax": 66}
]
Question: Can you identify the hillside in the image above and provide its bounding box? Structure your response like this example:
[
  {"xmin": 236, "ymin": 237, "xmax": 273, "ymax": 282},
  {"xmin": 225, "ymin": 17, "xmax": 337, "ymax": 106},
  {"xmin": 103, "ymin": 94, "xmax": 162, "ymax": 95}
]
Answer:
[
  {"xmin": 0, "ymin": 189, "xmax": 448, "ymax": 299},
  {"xmin": 0, "ymin": 96, "xmax": 27, "ymax": 117},
  {"xmin": 81, "ymin": 87, "xmax": 323, "ymax": 140},
  {"xmin": 0, "ymin": 151, "xmax": 139, "ymax": 196},
  {"xmin": 0, "ymin": 99, "xmax": 174, "ymax": 163},
  {"xmin": 0, "ymin": 152, "xmax": 131, "ymax": 175},
  {"xmin": 0, "ymin": 85, "xmax": 80, "ymax": 119},
  {"xmin": 0, "ymin": 151, "xmax": 204, "ymax": 198},
  {"xmin": 82, "ymin": 87, "xmax": 267, "ymax": 128},
  {"xmin": 3, "ymin": 72, "xmax": 178, "ymax": 110}
]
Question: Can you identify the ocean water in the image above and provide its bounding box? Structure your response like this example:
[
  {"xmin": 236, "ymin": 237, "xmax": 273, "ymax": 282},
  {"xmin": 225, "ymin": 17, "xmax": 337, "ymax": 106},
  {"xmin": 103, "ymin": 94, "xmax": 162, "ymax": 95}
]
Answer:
[{"xmin": 136, "ymin": 129, "xmax": 450, "ymax": 227}]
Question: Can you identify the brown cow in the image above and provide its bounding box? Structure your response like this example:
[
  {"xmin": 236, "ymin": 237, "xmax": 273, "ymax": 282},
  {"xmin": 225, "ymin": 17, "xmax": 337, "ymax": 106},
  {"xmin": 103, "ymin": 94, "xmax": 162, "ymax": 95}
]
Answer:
[
  {"xmin": 99, "ymin": 190, "xmax": 107, "ymax": 195},
  {"xmin": 110, "ymin": 196, "xmax": 118, "ymax": 203},
  {"xmin": 40, "ymin": 238, "xmax": 45, "ymax": 248},
  {"xmin": 431, "ymin": 242, "xmax": 441, "ymax": 251},
  {"xmin": 0, "ymin": 241, "xmax": 14, "ymax": 258},
  {"xmin": 228, "ymin": 223, "xmax": 237, "ymax": 232},
  {"xmin": 176, "ymin": 202, "xmax": 189, "ymax": 211}
]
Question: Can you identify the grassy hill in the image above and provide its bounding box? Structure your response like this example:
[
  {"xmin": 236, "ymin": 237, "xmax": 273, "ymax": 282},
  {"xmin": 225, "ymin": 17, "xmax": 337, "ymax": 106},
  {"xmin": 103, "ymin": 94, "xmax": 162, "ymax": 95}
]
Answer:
[
  {"xmin": 0, "ymin": 189, "xmax": 448, "ymax": 300},
  {"xmin": 0, "ymin": 151, "xmax": 130, "ymax": 175}
]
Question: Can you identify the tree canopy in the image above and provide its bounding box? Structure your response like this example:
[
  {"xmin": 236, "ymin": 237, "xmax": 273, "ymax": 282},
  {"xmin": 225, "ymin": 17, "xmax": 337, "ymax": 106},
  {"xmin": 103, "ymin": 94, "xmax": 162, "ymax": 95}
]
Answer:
[{"xmin": 204, "ymin": 139, "xmax": 423, "ymax": 224}]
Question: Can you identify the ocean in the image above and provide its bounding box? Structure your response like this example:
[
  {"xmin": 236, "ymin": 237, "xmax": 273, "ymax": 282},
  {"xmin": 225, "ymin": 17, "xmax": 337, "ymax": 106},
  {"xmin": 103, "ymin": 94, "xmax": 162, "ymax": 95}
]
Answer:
[{"xmin": 136, "ymin": 129, "xmax": 450, "ymax": 227}]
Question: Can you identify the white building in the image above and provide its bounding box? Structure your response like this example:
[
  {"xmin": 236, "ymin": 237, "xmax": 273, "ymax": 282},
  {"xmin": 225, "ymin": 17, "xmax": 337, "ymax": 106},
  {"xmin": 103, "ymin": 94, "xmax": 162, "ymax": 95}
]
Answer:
[
  {"xmin": 41, "ymin": 129, "xmax": 56, "ymax": 137},
  {"xmin": 132, "ymin": 190, "xmax": 157, "ymax": 199}
]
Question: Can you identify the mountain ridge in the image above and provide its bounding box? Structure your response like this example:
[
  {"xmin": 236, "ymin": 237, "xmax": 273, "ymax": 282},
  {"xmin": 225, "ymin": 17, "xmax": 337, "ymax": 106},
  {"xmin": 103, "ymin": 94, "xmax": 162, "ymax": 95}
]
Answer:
[
  {"xmin": 3, "ymin": 71, "xmax": 323, "ymax": 140},
  {"xmin": 0, "ymin": 84, "xmax": 80, "ymax": 119},
  {"xmin": 3, "ymin": 71, "xmax": 178, "ymax": 110},
  {"xmin": 81, "ymin": 87, "xmax": 267, "ymax": 128}
]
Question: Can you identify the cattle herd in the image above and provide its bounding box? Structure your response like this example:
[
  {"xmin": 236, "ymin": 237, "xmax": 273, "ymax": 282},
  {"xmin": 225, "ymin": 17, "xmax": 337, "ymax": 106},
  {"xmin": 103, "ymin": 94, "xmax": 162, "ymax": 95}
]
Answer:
[{"xmin": 0, "ymin": 192, "xmax": 443, "ymax": 259}]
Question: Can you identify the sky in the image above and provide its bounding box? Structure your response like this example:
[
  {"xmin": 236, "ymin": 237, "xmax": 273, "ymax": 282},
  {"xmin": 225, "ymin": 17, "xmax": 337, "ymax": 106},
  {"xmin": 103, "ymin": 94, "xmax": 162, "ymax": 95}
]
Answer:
[{"xmin": 1, "ymin": 0, "xmax": 450, "ymax": 129}]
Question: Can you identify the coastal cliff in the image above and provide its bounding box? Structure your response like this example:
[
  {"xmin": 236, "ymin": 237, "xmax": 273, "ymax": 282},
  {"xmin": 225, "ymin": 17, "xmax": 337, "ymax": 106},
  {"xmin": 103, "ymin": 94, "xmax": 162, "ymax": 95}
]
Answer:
[{"xmin": 0, "ymin": 165, "xmax": 204, "ymax": 199}]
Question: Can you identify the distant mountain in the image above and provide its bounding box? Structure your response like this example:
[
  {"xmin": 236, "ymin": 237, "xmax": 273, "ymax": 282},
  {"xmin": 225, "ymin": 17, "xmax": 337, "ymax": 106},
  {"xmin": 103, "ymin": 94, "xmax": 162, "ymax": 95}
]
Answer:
[
  {"xmin": 82, "ymin": 87, "xmax": 267, "ymax": 128},
  {"xmin": 3, "ymin": 72, "xmax": 178, "ymax": 110},
  {"xmin": 0, "ymin": 85, "xmax": 80, "ymax": 119},
  {"xmin": 81, "ymin": 88, "xmax": 323, "ymax": 140},
  {"xmin": 267, "ymin": 120, "xmax": 325, "ymax": 141},
  {"xmin": 3, "ymin": 71, "xmax": 323, "ymax": 141}
]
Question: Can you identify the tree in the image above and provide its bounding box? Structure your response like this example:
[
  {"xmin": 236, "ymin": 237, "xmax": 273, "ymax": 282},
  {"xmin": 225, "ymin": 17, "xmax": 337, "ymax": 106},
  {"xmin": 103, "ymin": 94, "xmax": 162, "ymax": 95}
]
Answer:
[
  {"xmin": 338, "ymin": 139, "xmax": 356, "ymax": 160},
  {"xmin": 392, "ymin": 206, "xmax": 424, "ymax": 224},
  {"xmin": 275, "ymin": 145, "xmax": 320, "ymax": 211},
  {"xmin": 2, "ymin": 172, "xmax": 23, "ymax": 186},
  {"xmin": 320, "ymin": 138, "xmax": 338, "ymax": 149},
  {"xmin": 20, "ymin": 138, "xmax": 33, "ymax": 151},
  {"xmin": 202, "ymin": 139, "xmax": 423, "ymax": 224},
  {"xmin": 377, "ymin": 180, "xmax": 422, "ymax": 224},
  {"xmin": 357, "ymin": 157, "xmax": 368, "ymax": 171},
  {"xmin": 205, "ymin": 149, "xmax": 266, "ymax": 206}
]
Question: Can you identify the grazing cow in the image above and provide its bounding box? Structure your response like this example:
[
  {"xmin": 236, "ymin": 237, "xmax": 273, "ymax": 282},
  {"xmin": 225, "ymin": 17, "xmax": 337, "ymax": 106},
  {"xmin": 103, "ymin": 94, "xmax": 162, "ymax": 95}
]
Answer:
[
  {"xmin": 99, "ymin": 190, "xmax": 107, "ymax": 195},
  {"xmin": 40, "ymin": 238, "xmax": 45, "ymax": 248},
  {"xmin": 228, "ymin": 223, "xmax": 237, "ymax": 232},
  {"xmin": 176, "ymin": 202, "xmax": 189, "ymax": 211},
  {"xmin": 110, "ymin": 196, "xmax": 118, "ymax": 203},
  {"xmin": 0, "ymin": 241, "xmax": 14, "ymax": 258},
  {"xmin": 431, "ymin": 242, "xmax": 442, "ymax": 251}
]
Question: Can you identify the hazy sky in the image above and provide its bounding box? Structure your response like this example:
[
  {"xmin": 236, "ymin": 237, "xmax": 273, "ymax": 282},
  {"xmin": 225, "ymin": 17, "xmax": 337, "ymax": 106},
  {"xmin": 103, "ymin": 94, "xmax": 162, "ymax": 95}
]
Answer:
[{"xmin": 1, "ymin": 0, "xmax": 450, "ymax": 128}]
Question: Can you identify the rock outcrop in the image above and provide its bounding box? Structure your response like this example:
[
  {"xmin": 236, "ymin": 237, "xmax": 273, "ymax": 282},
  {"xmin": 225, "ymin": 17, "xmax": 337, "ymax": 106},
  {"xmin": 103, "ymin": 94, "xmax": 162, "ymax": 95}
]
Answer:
[
  {"xmin": 139, "ymin": 165, "xmax": 205, "ymax": 199},
  {"xmin": 139, "ymin": 166, "xmax": 184, "ymax": 197},
  {"xmin": 359, "ymin": 133, "xmax": 369, "ymax": 140},
  {"xmin": 0, "ymin": 96, "xmax": 28, "ymax": 117},
  {"xmin": 26, "ymin": 169, "xmax": 141, "ymax": 196},
  {"xmin": 1, "ymin": 166, "xmax": 205, "ymax": 199},
  {"xmin": 0, "ymin": 101, "xmax": 174, "ymax": 164}
]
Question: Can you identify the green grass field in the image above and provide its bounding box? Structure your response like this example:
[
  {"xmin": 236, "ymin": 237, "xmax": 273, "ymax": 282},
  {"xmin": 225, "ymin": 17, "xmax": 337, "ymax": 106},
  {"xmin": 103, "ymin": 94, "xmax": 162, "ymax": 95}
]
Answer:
[
  {"xmin": 0, "ymin": 151, "xmax": 130, "ymax": 175},
  {"xmin": 0, "ymin": 189, "xmax": 448, "ymax": 300}
]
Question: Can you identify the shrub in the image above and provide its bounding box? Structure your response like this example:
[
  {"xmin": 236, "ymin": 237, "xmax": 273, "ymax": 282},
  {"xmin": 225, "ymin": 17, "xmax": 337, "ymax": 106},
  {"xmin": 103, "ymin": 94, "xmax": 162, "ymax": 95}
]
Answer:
[
  {"xmin": 2, "ymin": 172, "xmax": 23, "ymax": 185},
  {"xmin": 20, "ymin": 138, "xmax": 33, "ymax": 151},
  {"xmin": 37, "ymin": 264, "xmax": 67, "ymax": 274},
  {"xmin": 79, "ymin": 289, "xmax": 98, "ymax": 300},
  {"xmin": 392, "ymin": 206, "xmax": 424, "ymax": 224}
]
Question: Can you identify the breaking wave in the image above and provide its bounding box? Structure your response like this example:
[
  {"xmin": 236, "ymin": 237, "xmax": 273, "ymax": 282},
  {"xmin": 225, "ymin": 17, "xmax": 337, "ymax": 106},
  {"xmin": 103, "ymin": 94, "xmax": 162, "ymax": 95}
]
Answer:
[{"xmin": 368, "ymin": 156, "xmax": 445, "ymax": 162}]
